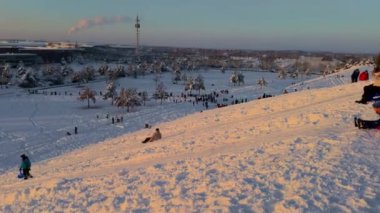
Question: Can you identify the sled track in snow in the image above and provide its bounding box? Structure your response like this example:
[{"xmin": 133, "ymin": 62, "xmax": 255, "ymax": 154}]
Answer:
[{"xmin": 27, "ymin": 100, "xmax": 44, "ymax": 133}]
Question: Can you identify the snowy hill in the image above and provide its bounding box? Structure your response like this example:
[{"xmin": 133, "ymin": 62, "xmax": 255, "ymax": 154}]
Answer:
[{"xmin": 0, "ymin": 68, "xmax": 379, "ymax": 212}]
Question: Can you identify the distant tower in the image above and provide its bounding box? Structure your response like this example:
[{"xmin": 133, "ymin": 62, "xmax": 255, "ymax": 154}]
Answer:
[{"xmin": 135, "ymin": 16, "xmax": 141, "ymax": 56}]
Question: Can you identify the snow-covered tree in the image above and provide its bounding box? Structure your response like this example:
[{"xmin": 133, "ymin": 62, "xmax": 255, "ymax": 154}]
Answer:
[
  {"xmin": 107, "ymin": 65, "xmax": 126, "ymax": 80},
  {"xmin": 127, "ymin": 64, "xmax": 135, "ymax": 77},
  {"xmin": 43, "ymin": 65, "xmax": 64, "ymax": 85},
  {"xmin": 78, "ymin": 87, "xmax": 96, "ymax": 108},
  {"xmin": 193, "ymin": 74, "xmax": 206, "ymax": 94},
  {"xmin": 62, "ymin": 65, "xmax": 73, "ymax": 77},
  {"xmin": 71, "ymin": 72, "xmax": 86, "ymax": 84},
  {"xmin": 82, "ymin": 66, "xmax": 95, "ymax": 81},
  {"xmin": 230, "ymin": 71, "xmax": 243, "ymax": 86},
  {"xmin": 18, "ymin": 68, "xmax": 39, "ymax": 88},
  {"xmin": 114, "ymin": 88, "xmax": 141, "ymax": 112},
  {"xmin": 103, "ymin": 81, "xmax": 118, "ymax": 105},
  {"xmin": 0, "ymin": 63, "xmax": 11, "ymax": 86},
  {"xmin": 184, "ymin": 76, "xmax": 194, "ymax": 94},
  {"xmin": 237, "ymin": 72, "xmax": 245, "ymax": 85},
  {"xmin": 277, "ymin": 67, "xmax": 287, "ymax": 79},
  {"xmin": 16, "ymin": 61, "xmax": 26, "ymax": 78},
  {"xmin": 98, "ymin": 63, "xmax": 109, "ymax": 76},
  {"xmin": 115, "ymin": 65, "xmax": 126, "ymax": 78},
  {"xmin": 154, "ymin": 82, "xmax": 168, "ymax": 104},
  {"xmin": 230, "ymin": 72, "xmax": 237, "ymax": 86},
  {"xmin": 173, "ymin": 69, "xmax": 181, "ymax": 84},
  {"xmin": 61, "ymin": 57, "xmax": 67, "ymax": 65},
  {"xmin": 17, "ymin": 60, "xmax": 24, "ymax": 70},
  {"xmin": 72, "ymin": 66, "xmax": 95, "ymax": 84},
  {"xmin": 259, "ymin": 56, "xmax": 275, "ymax": 71},
  {"xmin": 257, "ymin": 77, "xmax": 268, "ymax": 89}
]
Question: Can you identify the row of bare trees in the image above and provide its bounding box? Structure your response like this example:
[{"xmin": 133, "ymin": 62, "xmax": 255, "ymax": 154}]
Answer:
[
  {"xmin": 78, "ymin": 86, "xmax": 141, "ymax": 112},
  {"xmin": 78, "ymin": 79, "xmax": 170, "ymax": 111}
]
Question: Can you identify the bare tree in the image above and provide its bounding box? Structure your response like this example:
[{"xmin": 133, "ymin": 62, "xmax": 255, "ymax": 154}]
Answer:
[
  {"xmin": 193, "ymin": 74, "xmax": 206, "ymax": 94},
  {"xmin": 184, "ymin": 76, "xmax": 194, "ymax": 94},
  {"xmin": 0, "ymin": 63, "xmax": 11, "ymax": 87},
  {"xmin": 114, "ymin": 88, "xmax": 141, "ymax": 112},
  {"xmin": 62, "ymin": 64, "xmax": 73, "ymax": 77},
  {"xmin": 257, "ymin": 77, "xmax": 268, "ymax": 89},
  {"xmin": 103, "ymin": 81, "xmax": 118, "ymax": 105},
  {"xmin": 173, "ymin": 69, "xmax": 181, "ymax": 84},
  {"xmin": 230, "ymin": 71, "xmax": 244, "ymax": 86},
  {"xmin": 154, "ymin": 82, "xmax": 168, "ymax": 104},
  {"xmin": 140, "ymin": 91, "xmax": 148, "ymax": 106},
  {"xmin": 237, "ymin": 72, "xmax": 245, "ymax": 85},
  {"xmin": 98, "ymin": 62, "xmax": 109, "ymax": 76},
  {"xmin": 78, "ymin": 87, "xmax": 97, "ymax": 108}
]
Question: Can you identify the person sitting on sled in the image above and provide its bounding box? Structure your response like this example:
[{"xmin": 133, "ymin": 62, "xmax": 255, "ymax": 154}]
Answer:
[
  {"xmin": 142, "ymin": 128, "xmax": 162, "ymax": 143},
  {"xmin": 20, "ymin": 154, "xmax": 33, "ymax": 180}
]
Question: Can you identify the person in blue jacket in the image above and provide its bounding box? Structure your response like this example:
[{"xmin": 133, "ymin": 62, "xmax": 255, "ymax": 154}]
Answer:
[{"xmin": 20, "ymin": 154, "xmax": 33, "ymax": 180}]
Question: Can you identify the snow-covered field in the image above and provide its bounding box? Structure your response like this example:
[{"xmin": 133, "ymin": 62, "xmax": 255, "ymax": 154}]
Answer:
[
  {"xmin": 0, "ymin": 66, "xmax": 379, "ymax": 212},
  {"xmin": 0, "ymin": 69, "xmax": 303, "ymax": 173}
]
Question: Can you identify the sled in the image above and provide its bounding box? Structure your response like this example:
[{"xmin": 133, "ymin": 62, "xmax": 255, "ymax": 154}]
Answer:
[
  {"xmin": 17, "ymin": 171, "xmax": 24, "ymax": 179},
  {"xmin": 354, "ymin": 117, "xmax": 380, "ymax": 129}
]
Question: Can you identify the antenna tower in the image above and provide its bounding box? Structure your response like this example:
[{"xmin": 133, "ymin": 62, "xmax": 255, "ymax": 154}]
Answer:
[{"xmin": 135, "ymin": 16, "xmax": 141, "ymax": 56}]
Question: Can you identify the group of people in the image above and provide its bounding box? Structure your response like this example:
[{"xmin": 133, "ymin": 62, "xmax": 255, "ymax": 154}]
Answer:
[
  {"xmin": 351, "ymin": 69, "xmax": 369, "ymax": 83},
  {"xmin": 19, "ymin": 128, "xmax": 163, "ymax": 180},
  {"xmin": 355, "ymin": 63, "xmax": 380, "ymax": 129}
]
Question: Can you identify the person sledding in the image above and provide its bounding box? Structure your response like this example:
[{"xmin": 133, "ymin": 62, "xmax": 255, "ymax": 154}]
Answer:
[
  {"xmin": 19, "ymin": 154, "xmax": 33, "ymax": 180},
  {"xmin": 142, "ymin": 128, "xmax": 162, "ymax": 143}
]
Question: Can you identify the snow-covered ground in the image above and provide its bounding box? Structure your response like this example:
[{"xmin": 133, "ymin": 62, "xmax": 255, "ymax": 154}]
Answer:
[
  {"xmin": 0, "ymin": 69, "xmax": 304, "ymax": 173},
  {"xmin": 0, "ymin": 66, "xmax": 379, "ymax": 212}
]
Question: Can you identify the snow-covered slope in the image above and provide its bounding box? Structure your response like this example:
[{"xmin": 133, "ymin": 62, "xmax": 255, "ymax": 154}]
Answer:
[
  {"xmin": 0, "ymin": 70, "xmax": 379, "ymax": 212},
  {"xmin": 0, "ymin": 69, "xmax": 302, "ymax": 173}
]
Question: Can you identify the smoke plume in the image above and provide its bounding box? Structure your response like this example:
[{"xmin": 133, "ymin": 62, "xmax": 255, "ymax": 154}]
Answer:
[{"xmin": 67, "ymin": 16, "xmax": 132, "ymax": 34}]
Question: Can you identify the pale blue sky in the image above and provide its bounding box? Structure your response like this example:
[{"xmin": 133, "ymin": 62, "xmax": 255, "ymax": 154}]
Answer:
[{"xmin": 1, "ymin": 0, "xmax": 379, "ymax": 53}]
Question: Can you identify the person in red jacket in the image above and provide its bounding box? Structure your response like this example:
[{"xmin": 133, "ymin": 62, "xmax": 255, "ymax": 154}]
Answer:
[{"xmin": 358, "ymin": 70, "xmax": 369, "ymax": 81}]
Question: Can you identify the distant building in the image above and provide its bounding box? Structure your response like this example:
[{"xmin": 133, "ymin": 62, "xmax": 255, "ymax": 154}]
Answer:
[{"xmin": 0, "ymin": 40, "xmax": 82, "ymax": 65}]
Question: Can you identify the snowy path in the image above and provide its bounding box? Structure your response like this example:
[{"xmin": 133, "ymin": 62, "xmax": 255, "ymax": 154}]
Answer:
[{"xmin": 0, "ymin": 80, "xmax": 379, "ymax": 212}]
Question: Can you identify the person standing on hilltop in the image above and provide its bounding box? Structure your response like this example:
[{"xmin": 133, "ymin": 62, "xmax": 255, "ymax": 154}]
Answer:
[
  {"xmin": 20, "ymin": 154, "xmax": 33, "ymax": 180},
  {"xmin": 351, "ymin": 69, "xmax": 360, "ymax": 83}
]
